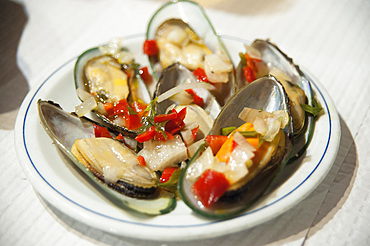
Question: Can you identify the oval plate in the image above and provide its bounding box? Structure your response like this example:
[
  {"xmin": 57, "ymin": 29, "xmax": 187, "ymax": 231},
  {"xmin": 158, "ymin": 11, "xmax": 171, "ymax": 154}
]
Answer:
[{"xmin": 14, "ymin": 34, "xmax": 340, "ymax": 241}]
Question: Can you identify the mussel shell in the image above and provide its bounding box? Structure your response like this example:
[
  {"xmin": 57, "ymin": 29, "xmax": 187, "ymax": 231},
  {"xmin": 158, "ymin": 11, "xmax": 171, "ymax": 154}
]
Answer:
[
  {"xmin": 178, "ymin": 76, "xmax": 293, "ymax": 218},
  {"xmin": 37, "ymin": 100, "xmax": 176, "ymax": 215},
  {"xmin": 236, "ymin": 39, "xmax": 315, "ymax": 161},
  {"xmin": 146, "ymin": 0, "xmax": 236, "ymax": 106},
  {"xmin": 74, "ymin": 46, "xmax": 151, "ymax": 138},
  {"xmin": 153, "ymin": 63, "xmax": 221, "ymax": 120}
]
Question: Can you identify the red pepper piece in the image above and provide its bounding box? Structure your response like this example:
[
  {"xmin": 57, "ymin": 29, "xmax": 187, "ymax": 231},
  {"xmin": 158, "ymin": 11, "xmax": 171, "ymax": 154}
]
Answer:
[
  {"xmin": 115, "ymin": 133, "xmax": 124, "ymax": 140},
  {"xmin": 139, "ymin": 66, "xmax": 153, "ymax": 83},
  {"xmin": 243, "ymin": 53, "xmax": 258, "ymax": 83},
  {"xmin": 135, "ymin": 125, "xmax": 156, "ymax": 143},
  {"xmin": 124, "ymin": 114, "xmax": 142, "ymax": 130},
  {"xmin": 192, "ymin": 169, "xmax": 229, "ymax": 208},
  {"xmin": 191, "ymin": 125, "xmax": 200, "ymax": 140},
  {"xmin": 130, "ymin": 101, "xmax": 147, "ymax": 118},
  {"xmin": 243, "ymin": 66, "xmax": 256, "ymax": 83},
  {"xmin": 103, "ymin": 102, "xmax": 114, "ymax": 116},
  {"xmin": 185, "ymin": 89, "xmax": 204, "ymax": 107},
  {"xmin": 93, "ymin": 124, "xmax": 112, "ymax": 138},
  {"xmin": 143, "ymin": 40, "xmax": 159, "ymax": 56},
  {"xmin": 137, "ymin": 155, "xmax": 146, "ymax": 166},
  {"xmin": 165, "ymin": 108, "xmax": 186, "ymax": 134},
  {"xmin": 193, "ymin": 67, "xmax": 209, "ymax": 82},
  {"xmin": 160, "ymin": 167, "xmax": 179, "ymax": 183},
  {"xmin": 112, "ymin": 99, "xmax": 130, "ymax": 115},
  {"xmin": 154, "ymin": 111, "xmax": 178, "ymax": 123},
  {"xmin": 177, "ymin": 107, "xmax": 187, "ymax": 121},
  {"xmin": 155, "ymin": 131, "xmax": 174, "ymax": 141},
  {"xmin": 205, "ymin": 135, "xmax": 228, "ymax": 155}
]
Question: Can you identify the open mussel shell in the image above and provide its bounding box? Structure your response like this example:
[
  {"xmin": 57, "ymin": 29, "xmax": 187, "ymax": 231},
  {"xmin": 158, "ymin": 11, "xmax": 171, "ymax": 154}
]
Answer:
[
  {"xmin": 178, "ymin": 76, "xmax": 294, "ymax": 218},
  {"xmin": 236, "ymin": 39, "xmax": 314, "ymax": 161},
  {"xmin": 146, "ymin": 0, "xmax": 236, "ymax": 106},
  {"xmin": 37, "ymin": 100, "xmax": 176, "ymax": 215},
  {"xmin": 74, "ymin": 46, "xmax": 151, "ymax": 138},
  {"xmin": 154, "ymin": 62, "xmax": 221, "ymax": 120}
]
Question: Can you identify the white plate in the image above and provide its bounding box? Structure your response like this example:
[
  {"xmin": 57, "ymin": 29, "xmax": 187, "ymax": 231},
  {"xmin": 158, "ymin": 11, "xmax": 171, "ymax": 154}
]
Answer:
[{"xmin": 14, "ymin": 34, "xmax": 340, "ymax": 241}]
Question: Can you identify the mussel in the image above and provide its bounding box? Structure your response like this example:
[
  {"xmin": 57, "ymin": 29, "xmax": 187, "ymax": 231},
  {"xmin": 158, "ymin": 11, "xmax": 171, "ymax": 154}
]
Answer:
[
  {"xmin": 236, "ymin": 39, "xmax": 314, "ymax": 160},
  {"xmin": 37, "ymin": 100, "xmax": 176, "ymax": 215},
  {"xmin": 178, "ymin": 76, "xmax": 294, "ymax": 218},
  {"xmin": 153, "ymin": 63, "xmax": 221, "ymax": 151},
  {"xmin": 146, "ymin": 0, "xmax": 236, "ymax": 106},
  {"xmin": 74, "ymin": 41, "xmax": 151, "ymax": 138}
]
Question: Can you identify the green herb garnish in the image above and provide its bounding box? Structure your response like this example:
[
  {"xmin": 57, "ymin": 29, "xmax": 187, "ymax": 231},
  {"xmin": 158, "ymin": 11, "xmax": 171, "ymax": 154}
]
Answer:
[
  {"xmin": 221, "ymin": 126, "xmax": 236, "ymax": 136},
  {"xmin": 238, "ymin": 131, "xmax": 258, "ymax": 138},
  {"xmin": 239, "ymin": 52, "xmax": 247, "ymax": 66},
  {"xmin": 157, "ymin": 168, "xmax": 183, "ymax": 195},
  {"xmin": 301, "ymin": 97, "xmax": 323, "ymax": 117}
]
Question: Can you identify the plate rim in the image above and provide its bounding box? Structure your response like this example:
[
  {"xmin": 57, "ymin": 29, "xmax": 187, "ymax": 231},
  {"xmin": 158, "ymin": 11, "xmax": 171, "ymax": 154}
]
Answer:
[{"xmin": 14, "ymin": 34, "xmax": 341, "ymax": 241}]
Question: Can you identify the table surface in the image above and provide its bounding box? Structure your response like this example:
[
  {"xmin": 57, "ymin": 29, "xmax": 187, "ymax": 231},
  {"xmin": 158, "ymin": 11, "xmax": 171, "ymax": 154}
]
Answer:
[{"xmin": 1, "ymin": 0, "xmax": 370, "ymax": 245}]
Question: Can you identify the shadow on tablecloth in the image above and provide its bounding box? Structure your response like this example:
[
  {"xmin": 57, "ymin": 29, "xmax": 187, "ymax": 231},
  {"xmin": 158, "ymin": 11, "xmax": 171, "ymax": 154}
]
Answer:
[{"xmin": 0, "ymin": 0, "xmax": 29, "ymax": 130}]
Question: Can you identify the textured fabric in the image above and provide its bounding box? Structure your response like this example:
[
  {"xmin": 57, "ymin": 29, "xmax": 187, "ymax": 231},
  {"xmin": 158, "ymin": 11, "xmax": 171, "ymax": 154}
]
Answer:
[{"xmin": 2, "ymin": 0, "xmax": 370, "ymax": 245}]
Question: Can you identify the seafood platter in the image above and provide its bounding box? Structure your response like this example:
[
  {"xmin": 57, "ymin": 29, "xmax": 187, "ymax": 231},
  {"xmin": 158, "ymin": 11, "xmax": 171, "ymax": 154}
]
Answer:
[{"xmin": 15, "ymin": 0, "xmax": 340, "ymax": 240}]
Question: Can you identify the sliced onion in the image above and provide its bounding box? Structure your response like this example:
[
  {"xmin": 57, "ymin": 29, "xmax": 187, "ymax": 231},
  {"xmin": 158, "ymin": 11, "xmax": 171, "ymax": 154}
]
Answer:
[
  {"xmin": 75, "ymin": 97, "xmax": 97, "ymax": 117},
  {"xmin": 76, "ymin": 87, "xmax": 94, "ymax": 101},
  {"xmin": 185, "ymin": 146, "xmax": 215, "ymax": 181},
  {"xmin": 204, "ymin": 53, "xmax": 232, "ymax": 83},
  {"xmin": 238, "ymin": 107, "xmax": 261, "ymax": 124},
  {"xmin": 157, "ymin": 82, "xmax": 215, "ymax": 103},
  {"xmin": 187, "ymin": 139, "xmax": 204, "ymax": 157},
  {"xmin": 169, "ymin": 90, "xmax": 193, "ymax": 105},
  {"xmin": 232, "ymin": 131, "xmax": 256, "ymax": 153},
  {"xmin": 181, "ymin": 128, "xmax": 195, "ymax": 146},
  {"xmin": 138, "ymin": 135, "xmax": 188, "ymax": 172},
  {"xmin": 253, "ymin": 116, "xmax": 267, "ymax": 135},
  {"xmin": 204, "ymin": 54, "xmax": 233, "ymax": 73}
]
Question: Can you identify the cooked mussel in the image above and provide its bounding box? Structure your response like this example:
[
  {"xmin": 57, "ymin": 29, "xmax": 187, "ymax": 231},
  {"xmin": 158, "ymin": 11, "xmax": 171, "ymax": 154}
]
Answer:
[
  {"xmin": 153, "ymin": 63, "xmax": 221, "ymax": 156},
  {"xmin": 37, "ymin": 100, "xmax": 176, "ymax": 215},
  {"xmin": 74, "ymin": 42, "xmax": 151, "ymax": 138},
  {"xmin": 236, "ymin": 39, "xmax": 313, "ymax": 134},
  {"xmin": 178, "ymin": 76, "xmax": 293, "ymax": 218},
  {"xmin": 236, "ymin": 39, "xmax": 314, "ymax": 160},
  {"xmin": 146, "ymin": 0, "xmax": 236, "ymax": 106}
]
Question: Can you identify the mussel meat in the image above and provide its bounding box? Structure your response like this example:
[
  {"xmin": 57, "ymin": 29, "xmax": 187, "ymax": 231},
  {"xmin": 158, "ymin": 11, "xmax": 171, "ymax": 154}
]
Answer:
[
  {"xmin": 37, "ymin": 100, "xmax": 176, "ymax": 215},
  {"xmin": 74, "ymin": 41, "xmax": 151, "ymax": 138},
  {"xmin": 146, "ymin": 0, "xmax": 236, "ymax": 106}
]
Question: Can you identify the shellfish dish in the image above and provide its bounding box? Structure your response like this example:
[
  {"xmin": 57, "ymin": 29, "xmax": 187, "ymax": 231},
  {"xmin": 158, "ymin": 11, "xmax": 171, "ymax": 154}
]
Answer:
[{"xmin": 38, "ymin": 0, "xmax": 323, "ymax": 219}]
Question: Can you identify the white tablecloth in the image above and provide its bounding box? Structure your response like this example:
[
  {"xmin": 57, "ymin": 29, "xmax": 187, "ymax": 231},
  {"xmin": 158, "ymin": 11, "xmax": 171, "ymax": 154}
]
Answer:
[{"xmin": 2, "ymin": 0, "xmax": 370, "ymax": 245}]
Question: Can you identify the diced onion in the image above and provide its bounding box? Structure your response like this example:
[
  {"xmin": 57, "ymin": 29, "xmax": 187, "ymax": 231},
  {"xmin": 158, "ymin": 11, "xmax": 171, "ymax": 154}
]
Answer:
[
  {"xmin": 76, "ymin": 87, "xmax": 93, "ymax": 101},
  {"xmin": 157, "ymin": 82, "xmax": 215, "ymax": 103},
  {"xmin": 239, "ymin": 107, "xmax": 289, "ymax": 141},
  {"xmin": 204, "ymin": 54, "xmax": 233, "ymax": 73},
  {"xmin": 181, "ymin": 128, "xmax": 194, "ymax": 146},
  {"xmin": 138, "ymin": 135, "xmax": 188, "ymax": 171},
  {"xmin": 75, "ymin": 97, "xmax": 97, "ymax": 117},
  {"xmin": 232, "ymin": 131, "xmax": 256, "ymax": 153},
  {"xmin": 187, "ymin": 139, "xmax": 204, "ymax": 157},
  {"xmin": 204, "ymin": 54, "xmax": 233, "ymax": 83},
  {"xmin": 185, "ymin": 147, "xmax": 215, "ymax": 181}
]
